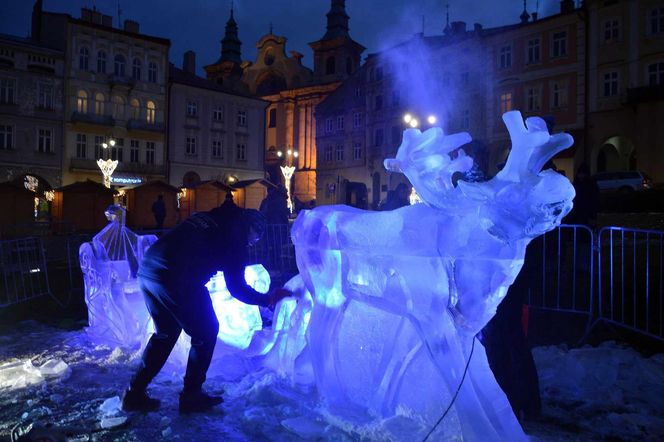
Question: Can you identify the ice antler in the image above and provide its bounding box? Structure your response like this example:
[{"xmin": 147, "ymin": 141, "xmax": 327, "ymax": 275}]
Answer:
[
  {"xmin": 498, "ymin": 111, "xmax": 573, "ymax": 182},
  {"xmin": 384, "ymin": 127, "xmax": 472, "ymax": 208}
]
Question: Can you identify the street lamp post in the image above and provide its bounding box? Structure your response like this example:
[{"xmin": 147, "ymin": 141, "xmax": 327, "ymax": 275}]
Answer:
[
  {"xmin": 98, "ymin": 138, "xmax": 118, "ymax": 188},
  {"xmin": 277, "ymin": 147, "xmax": 299, "ymax": 214}
]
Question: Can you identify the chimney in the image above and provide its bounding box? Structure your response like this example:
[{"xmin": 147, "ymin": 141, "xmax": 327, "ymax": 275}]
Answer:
[
  {"xmin": 451, "ymin": 21, "xmax": 466, "ymax": 34},
  {"xmin": 81, "ymin": 8, "xmax": 93, "ymax": 22},
  {"xmin": 31, "ymin": 0, "xmax": 43, "ymax": 40},
  {"xmin": 101, "ymin": 14, "xmax": 112, "ymax": 27},
  {"xmin": 560, "ymin": 0, "xmax": 575, "ymax": 14},
  {"xmin": 473, "ymin": 23, "xmax": 483, "ymax": 33},
  {"xmin": 532, "ymin": 12, "xmax": 538, "ymax": 21},
  {"xmin": 124, "ymin": 20, "xmax": 139, "ymax": 33},
  {"xmin": 183, "ymin": 51, "xmax": 196, "ymax": 74}
]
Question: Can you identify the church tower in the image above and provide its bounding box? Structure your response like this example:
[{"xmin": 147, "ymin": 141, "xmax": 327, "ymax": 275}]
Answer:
[
  {"xmin": 309, "ymin": 0, "xmax": 365, "ymax": 84},
  {"xmin": 204, "ymin": 5, "xmax": 245, "ymax": 90}
]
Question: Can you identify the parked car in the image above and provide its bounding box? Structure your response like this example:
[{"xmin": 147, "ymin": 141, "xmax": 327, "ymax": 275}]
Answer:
[{"xmin": 593, "ymin": 171, "xmax": 652, "ymax": 193}]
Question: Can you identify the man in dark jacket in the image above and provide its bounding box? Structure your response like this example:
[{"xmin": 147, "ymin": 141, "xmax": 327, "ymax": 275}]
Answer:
[
  {"xmin": 151, "ymin": 194, "xmax": 166, "ymax": 230},
  {"xmin": 122, "ymin": 199, "xmax": 291, "ymax": 413}
]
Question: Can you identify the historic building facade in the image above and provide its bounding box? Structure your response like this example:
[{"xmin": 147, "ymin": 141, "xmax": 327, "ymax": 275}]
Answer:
[
  {"xmin": 204, "ymin": 0, "xmax": 364, "ymax": 206},
  {"xmin": 168, "ymin": 51, "xmax": 267, "ymax": 187},
  {"xmin": 0, "ymin": 32, "xmax": 65, "ymax": 193},
  {"xmin": 586, "ymin": 0, "xmax": 664, "ymax": 179},
  {"xmin": 32, "ymin": 2, "xmax": 170, "ymax": 186}
]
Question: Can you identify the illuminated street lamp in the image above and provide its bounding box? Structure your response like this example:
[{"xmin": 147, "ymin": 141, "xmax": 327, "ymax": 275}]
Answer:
[
  {"xmin": 98, "ymin": 137, "xmax": 117, "ymax": 188},
  {"xmin": 278, "ymin": 146, "xmax": 298, "ymax": 214}
]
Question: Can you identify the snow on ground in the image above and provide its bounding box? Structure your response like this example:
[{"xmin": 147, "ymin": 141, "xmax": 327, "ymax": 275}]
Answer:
[{"xmin": 0, "ymin": 321, "xmax": 663, "ymax": 442}]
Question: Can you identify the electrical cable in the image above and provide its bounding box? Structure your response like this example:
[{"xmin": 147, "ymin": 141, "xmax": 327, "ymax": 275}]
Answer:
[{"xmin": 422, "ymin": 335, "xmax": 476, "ymax": 442}]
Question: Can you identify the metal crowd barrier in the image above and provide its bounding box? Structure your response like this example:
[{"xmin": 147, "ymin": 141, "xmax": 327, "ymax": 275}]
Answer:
[
  {"xmin": 597, "ymin": 226, "xmax": 664, "ymax": 341},
  {"xmin": 0, "ymin": 237, "xmax": 51, "ymax": 307},
  {"xmin": 527, "ymin": 224, "xmax": 595, "ymax": 319}
]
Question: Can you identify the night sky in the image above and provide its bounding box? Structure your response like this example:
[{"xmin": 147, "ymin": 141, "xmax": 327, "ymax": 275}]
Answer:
[{"xmin": 0, "ymin": 0, "xmax": 563, "ymax": 74}]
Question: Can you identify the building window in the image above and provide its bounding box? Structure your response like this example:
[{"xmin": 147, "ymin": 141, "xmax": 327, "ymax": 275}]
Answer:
[
  {"xmin": 79, "ymin": 47, "xmax": 89, "ymax": 70},
  {"xmin": 353, "ymin": 141, "xmax": 362, "ymax": 160},
  {"xmin": 186, "ymin": 100, "xmax": 197, "ymax": 117},
  {"xmin": 604, "ymin": 19, "xmax": 620, "ymax": 41},
  {"xmin": 75, "ymin": 133, "xmax": 87, "ymax": 158},
  {"xmin": 392, "ymin": 90, "xmax": 400, "ymax": 106},
  {"xmin": 651, "ymin": 8, "xmax": 664, "ymax": 34},
  {"xmin": 326, "ymin": 56, "xmax": 335, "ymax": 75},
  {"xmin": 130, "ymin": 98, "xmax": 140, "ymax": 119},
  {"xmin": 648, "ymin": 62, "xmax": 664, "ymax": 86},
  {"xmin": 374, "ymin": 128, "xmax": 384, "ymax": 147},
  {"xmin": 499, "ymin": 45, "xmax": 512, "ymax": 68},
  {"xmin": 237, "ymin": 110, "xmax": 247, "ymax": 127},
  {"xmin": 337, "ymin": 115, "xmax": 344, "ymax": 131},
  {"xmin": 114, "ymin": 54, "xmax": 126, "ymax": 76},
  {"xmin": 213, "ymin": 105, "xmax": 224, "ymax": 122},
  {"xmin": 212, "ymin": 139, "xmax": 224, "ymax": 159},
  {"xmin": 185, "ymin": 136, "xmax": 197, "ymax": 155},
  {"xmin": 38, "ymin": 128, "xmax": 52, "ymax": 153},
  {"xmin": 148, "ymin": 61, "xmax": 158, "ymax": 83},
  {"xmin": 112, "ymin": 95, "xmax": 125, "ymax": 119},
  {"xmin": 354, "ymin": 87, "xmax": 361, "ymax": 98},
  {"xmin": 603, "ymin": 71, "xmax": 619, "ymax": 96},
  {"xmin": 552, "ymin": 82, "xmax": 568, "ymax": 108},
  {"xmin": 77, "ymin": 90, "xmax": 88, "ymax": 113},
  {"xmin": 527, "ymin": 38, "xmax": 541, "ymax": 64},
  {"xmin": 132, "ymin": 58, "xmax": 141, "ymax": 80},
  {"xmin": 146, "ymin": 101, "xmax": 156, "ymax": 124},
  {"xmin": 353, "ymin": 112, "xmax": 363, "ymax": 128},
  {"xmin": 97, "ymin": 50, "xmax": 107, "ymax": 73},
  {"xmin": 500, "ymin": 92, "xmax": 513, "ymax": 114},
  {"xmin": 374, "ymin": 95, "xmax": 383, "ymax": 110},
  {"xmin": 145, "ymin": 141, "xmax": 155, "ymax": 164},
  {"xmin": 38, "ymin": 84, "xmax": 53, "ymax": 109},
  {"xmin": 324, "ymin": 145, "xmax": 333, "ymax": 162},
  {"xmin": 268, "ymin": 108, "xmax": 276, "ymax": 127},
  {"xmin": 526, "ymin": 87, "xmax": 540, "ymax": 111},
  {"xmin": 391, "ymin": 125, "xmax": 401, "ymax": 146},
  {"xmin": 94, "ymin": 92, "xmax": 105, "ymax": 116},
  {"xmin": 325, "ymin": 118, "xmax": 333, "ymax": 133},
  {"xmin": 0, "ymin": 125, "xmax": 14, "ymax": 149},
  {"xmin": 94, "ymin": 135, "xmax": 104, "ymax": 158},
  {"xmin": 552, "ymin": 31, "xmax": 567, "ymax": 57},
  {"xmin": 460, "ymin": 109, "xmax": 470, "ymax": 130},
  {"xmin": 236, "ymin": 143, "xmax": 246, "ymax": 160},
  {"xmin": 111, "ymin": 138, "xmax": 124, "ymax": 161},
  {"xmin": 335, "ymin": 144, "xmax": 344, "ymax": 161},
  {"xmin": 130, "ymin": 139, "xmax": 140, "ymax": 163},
  {"xmin": 0, "ymin": 78, "xmax": 15, "ymax": 104}
]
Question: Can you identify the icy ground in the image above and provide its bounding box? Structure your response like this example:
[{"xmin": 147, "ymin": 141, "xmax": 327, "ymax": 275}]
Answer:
[{"xmin": 0, "ymin": 321, "xmax": 663, "ymax": 442}]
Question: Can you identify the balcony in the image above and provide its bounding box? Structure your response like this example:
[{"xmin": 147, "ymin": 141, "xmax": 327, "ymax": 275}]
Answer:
[
  {"xmin": 109, "ymin": 74, "xmax": 135, "ymax": 87},
  {"xmin": 71, "ymin": 111, "xmax": 115, "ymax": 126},
  {"xmin": 626, "ymin": 85, "xmax": 664, "ymax": 104},
  {"xmin": 127, "ymin": 118, "xmax": 165, "ymax": 133}
]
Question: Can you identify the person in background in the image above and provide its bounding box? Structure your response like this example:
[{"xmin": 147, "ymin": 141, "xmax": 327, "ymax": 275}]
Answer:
[
  {"xmin": 151, "ymin": 194, "xmax": 166, "ymax": 230},
  {"xmin": 122, "ymin": 199, "xmax": 292, "ymax": 414}
]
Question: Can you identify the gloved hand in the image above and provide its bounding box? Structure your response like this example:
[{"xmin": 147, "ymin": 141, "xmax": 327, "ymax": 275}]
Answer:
[{"xmin": 267, "ymin": 287, "xmax": 293, "ymax": 311}]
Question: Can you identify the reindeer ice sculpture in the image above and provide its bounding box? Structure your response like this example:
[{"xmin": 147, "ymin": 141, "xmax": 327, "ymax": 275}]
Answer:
[{"xmin": 266, "ymin": 111, "xmax": 575, "ymax": 440}]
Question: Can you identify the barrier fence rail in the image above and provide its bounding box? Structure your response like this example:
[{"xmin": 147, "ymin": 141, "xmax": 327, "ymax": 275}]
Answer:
[
  {"xmin": 0, "ymin": 237, "xmax": 52, "ymax": 307},
  {"xmin": 1, "ymin": 223, "xmax": 663, "ymax": 344},
  {"xmin": 597, "ymin": 226, "xmax": 664, "ymax": 341}
]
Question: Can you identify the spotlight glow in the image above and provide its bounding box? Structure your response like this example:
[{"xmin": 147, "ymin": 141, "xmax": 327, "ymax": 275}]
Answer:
[
  {"xmin": 293, "ymin": 151, "xmax": 299, "ymax": 158},
  {"xmin": 403, "ymin": 113, "xmax": 412, "ymax": 124},
  {"xmin": 109, "ymin": 139, "xmax": 116, "ymax": 147},
  {"xmin": 409, "ymin": 118, "xmax": 419, "ymax": 128},
  {"xmin": 427, "ymin": 115, "xmax": 437, "ymax": 125},
  {"xmin": 277, "ymin": 151, "xmax": 283, "ymax": 157}
]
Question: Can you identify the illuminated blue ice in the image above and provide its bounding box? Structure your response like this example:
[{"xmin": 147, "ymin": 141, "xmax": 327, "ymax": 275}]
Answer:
[{"xmin": 267, "ymin": 111, "xmax": 575, "ymax": 441}]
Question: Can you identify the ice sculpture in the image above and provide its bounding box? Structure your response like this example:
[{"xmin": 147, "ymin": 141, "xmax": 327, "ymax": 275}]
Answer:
[
  {"xmin": 80, "ymin": 210, "xmax": 272, "ymax": 353},
  {"xmin": 80, "ymin": 205, "xmax": 157, "ymax": 348},
  {"xmin": 270, "ymin": 111, "xmax": 575, "ymax": 440}
]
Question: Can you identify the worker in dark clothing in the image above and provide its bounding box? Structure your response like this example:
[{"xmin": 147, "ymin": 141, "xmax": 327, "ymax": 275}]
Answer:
[
  {"xmin": 122, "ymin": 200, "xmax": 292, "ymax": 414},
  {"xmin": 151, "ymin": 194, "xmax": 167, "ymax": 230}
]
